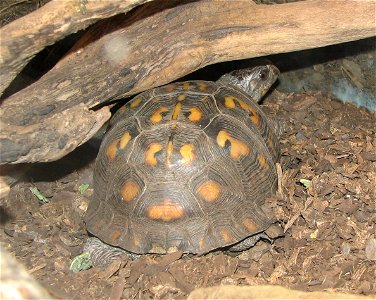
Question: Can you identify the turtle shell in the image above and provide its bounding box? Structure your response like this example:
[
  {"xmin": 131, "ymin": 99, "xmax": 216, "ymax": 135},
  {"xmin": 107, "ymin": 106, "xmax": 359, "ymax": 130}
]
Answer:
[{"xmin": 85, "ymin": 80, "xmax": 280, "ymax": 254}]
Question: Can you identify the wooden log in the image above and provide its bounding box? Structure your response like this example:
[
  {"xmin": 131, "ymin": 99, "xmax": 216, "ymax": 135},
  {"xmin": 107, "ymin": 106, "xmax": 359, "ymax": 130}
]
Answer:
[
  {"xmin": 0, "ymin": 104, "xmax": 110, "ymax": 163},
  {"xmin": 188, "ymin": 285, "xmax": 371, "ymax": 300},
  {"xmin": 0, "ymin": 0, "xmax": 152, "ymax": 95},
  {"xmin": 0, "ymin": 0, "xmax": 375, "ymax": 164}
]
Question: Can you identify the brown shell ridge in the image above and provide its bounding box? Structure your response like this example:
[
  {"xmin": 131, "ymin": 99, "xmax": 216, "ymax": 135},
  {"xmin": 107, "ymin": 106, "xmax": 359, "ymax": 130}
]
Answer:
[
  {"xmin": 232, "ymin": 146, "xmax": 277, "ymax": 217},
  {"xmin": 204, "ymin": 115, "xmax": 276, "ymax": 239},
  {"xmin": 153, "ymin": 81, "xmax": 222, "ymax": 96},
  {"xmin": 86, "ymin": 200, "xmax": 115, "ymax": 236},
  {"xmin": 188, "ymin": 159, "xmax": 258, "ymax": 251},
  {"xmin": 119, "ymin": 219, "xmax": 201, "ymax": 254}
]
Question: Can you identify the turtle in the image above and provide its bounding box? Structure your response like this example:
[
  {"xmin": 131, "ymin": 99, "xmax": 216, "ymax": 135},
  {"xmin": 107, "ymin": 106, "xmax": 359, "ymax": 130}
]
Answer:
[{"xmin": 84, "ymin": 64, "xmax": 281, "ymax": 260}]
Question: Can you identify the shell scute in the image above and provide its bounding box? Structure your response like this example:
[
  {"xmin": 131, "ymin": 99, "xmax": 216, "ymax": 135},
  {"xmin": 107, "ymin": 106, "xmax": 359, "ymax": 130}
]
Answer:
[{"xmin": 214, "ymin": 86, "xmax": 280, "ymax": 162}]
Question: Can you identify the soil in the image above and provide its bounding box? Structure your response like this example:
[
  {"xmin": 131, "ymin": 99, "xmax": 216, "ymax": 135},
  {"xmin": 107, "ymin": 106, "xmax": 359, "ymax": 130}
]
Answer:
[{"xmin": 1, "ymin": 79, "xmax": 375, "ymax": 299}]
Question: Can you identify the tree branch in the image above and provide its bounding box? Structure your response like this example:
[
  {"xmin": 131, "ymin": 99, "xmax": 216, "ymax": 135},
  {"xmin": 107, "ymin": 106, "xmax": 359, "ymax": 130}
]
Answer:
[
  {"xmin": 0, "ymin": 0, "xmax": 375, "ymax": 163},
  {"xmin": 0, "ymin": 0, "xmax": 152, "ymax": 95}
]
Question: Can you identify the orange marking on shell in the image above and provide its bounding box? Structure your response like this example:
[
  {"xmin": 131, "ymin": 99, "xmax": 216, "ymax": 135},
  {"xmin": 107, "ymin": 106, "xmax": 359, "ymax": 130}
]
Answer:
[
  {"xmin": 130, "ymin": 97, "xmax": 142, "ymax": 108},
  {"xmin": 199, "ymin": 238, "xmax": 206, "ymax": 251},
  {"xmin": 238, "ymin": 99, "xmax": 251, "ymax": 110},
  {"xmin": 106, "ymin": 139, "xmax": 119, "ymax": 160},
  {"xmin": 145, "ymin": 143, "xmax": 163, "ymax": 166},
  {"xmin": 110, "ymin": 229, "xmax": 122, "ymax": 242},
  {"xmin": 132, "ymin": 236, "xmax": 141, "ymax": 247},
  {"xmin": 188, "ymin": 107, "xmax": 202, "ymax": 122},
  {"xmin": 121, "ymin": 180, "xmax": 141, "ymax": 202},
  {"xmin": 224, "ymin": 96, "xmax": 236, "ymax": 108},
  {"xmin": 166, "ymin": 141, "xmax": 174, "ymax": 166},
  {"xmin": 165, "ymin": 85, "xmax": 176, "ymax": 93},
  {"xmin": 147, "ymin": 199, "xmax": 184, "ymax": 222},
  {"xmin": 150, "ymin": 107, "xmax": 169, "ymax": 123},
  {"xmin": 220, "ymin": 228, "xmax": 234, "ymax": 243},
  {"xmin": 243, "ymin": 218, "xmax": 259, "ymax": 233},
  {"xmin": 172, "ymin": 102, "xmax": 182, "ymax": 120},
  {"xmin": 216, "ymin": 130, "xmax": 250, "ymax": 160},
  {"xmin": 119, "ymin": 131, "xmax": 131, "ymax": 149},
  {"xmin": 177, "ymin": 94, "xmax": 186, "ymax": 101},
  {"xmin": 198, "ymin": 82, "xmax": 208, "ymax": 91},
  {"xmin": 180, "ymin": 144, "xmax": 195, "ymax": 164},
  {"xmin": 197, "ymin": 180, "xmax": 221, "ymax": 202},
  {"xmin": 258, "ymin": 154, "xmax": 269, "ymax": 171},
  {"xmin": 119, "ymin": 106, "xmax": 127, "ymax": 113},
  {"xmin": 250, "ymin": 111, "xmax": 260, "ymax": 127},
  {"xmin": 224, "ymin": 96, "xmax": 261, "ymax": 127},
  {"xmin": 182, "ymin": 82, "xmax": 190, "ymax": 90}
]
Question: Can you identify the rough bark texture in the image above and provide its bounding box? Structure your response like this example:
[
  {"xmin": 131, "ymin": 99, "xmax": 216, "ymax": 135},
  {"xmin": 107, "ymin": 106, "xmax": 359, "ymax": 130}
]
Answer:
[
  {"xmin": 0, "ymin": 0, "xmax": 152, "ymax": 94},
  {"xmin": 0, "ymin": 0, "xmax": 375, "ymax": 164}
]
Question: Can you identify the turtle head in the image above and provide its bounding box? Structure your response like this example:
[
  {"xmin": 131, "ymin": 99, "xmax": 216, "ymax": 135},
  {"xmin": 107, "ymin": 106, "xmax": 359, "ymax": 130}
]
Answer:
[{"xmin": 217, "ymin": 64, "xmax": 279, "ymax": 103}]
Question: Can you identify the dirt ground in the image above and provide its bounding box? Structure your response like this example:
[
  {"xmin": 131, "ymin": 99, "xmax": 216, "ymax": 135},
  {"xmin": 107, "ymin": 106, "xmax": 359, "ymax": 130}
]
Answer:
[{"xmin": 1, "ymin": 80, "xmax": 375, "ymax": 299}]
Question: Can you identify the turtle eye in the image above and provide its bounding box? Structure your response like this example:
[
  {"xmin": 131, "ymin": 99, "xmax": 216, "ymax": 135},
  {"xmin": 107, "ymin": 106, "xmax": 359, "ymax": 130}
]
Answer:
[{"xmin": 259, "ymin": 69, "xmax": 269, "ymax": 81}]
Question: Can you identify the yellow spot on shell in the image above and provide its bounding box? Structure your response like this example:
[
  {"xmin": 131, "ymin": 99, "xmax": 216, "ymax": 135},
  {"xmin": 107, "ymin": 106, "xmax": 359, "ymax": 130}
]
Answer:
[
  {"xmin": 180, "ymin": 144, "xmax": 195, "ymax": 164},
  {"xmin": 121, "ymin": 180, "xmax": 141, "ymax": 202},
  {"xmin": 188, "ymin": 107, "xmax": 202, "ymax": 122},
  {"xmin": 177, "ymin": 94, "xmax": 186, "ymax": 101},
  {"xmin": 216, "ymin": 130, "xmax": 250, "ymax": 160},
  {"xmin": 172, "ymin": 102, "xmax": 182, "ymax": 120},
  {"xmin": 182, "ymin": 82, "xmax": 190, "ymax": 90},
  {"xmin": 145, "ymin": 143, "xmax": 163, "ymax": 166},
  {"xmin": 224, "ymin": 96, "xmax": 236, "ymax": 108},
  {"xmin": 258, "ymin": 154, "xmax": 269, "ymax": 171},
  {"xmin": 106, "ymin": 139, "xmax": 119, "ymax": 160},
  {"xmin": 220, "ymin": 228, "xmax": 234, "ymax": 243},
  {"xmin": 130, "ymin": 97, "xmax": 142, "ymax": 108},
  {"xmin": 243, "ymin": 218, "xmax": 258, "ymax": 233},
  {"xmin": 224, "ymin": 96, "xmax": 261, "ymax": 127},
  {"xmin": 109, "ymin": 229, "xmax": 122, "ymax": 242},
  {"xmin": 147, "ymin": 199, "xmax": 184, "ymax": 222},
  {"xmin": 150, "ymin": 107, "xmax": 169, "ymax": 123},
  {"xmin": 119, "ymin": 132, "xmax": 131, "ymax": 149},
  {"xmin": 197, "ymin": 180, "xmax": 221, "ymax": 202},
  {"xmin": 198, "ymin": 82, "xmax": 208, "ymax": 91}
]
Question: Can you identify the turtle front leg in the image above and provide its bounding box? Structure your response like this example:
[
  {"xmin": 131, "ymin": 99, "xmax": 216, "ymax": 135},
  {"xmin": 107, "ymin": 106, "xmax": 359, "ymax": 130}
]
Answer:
[
  {"xmin": 228, "ymin": 232, "xmax": 272, "ymax": 252},
  {"xmin": 84, "ymin": 237, "xmax": 140, "ymax": 267}
]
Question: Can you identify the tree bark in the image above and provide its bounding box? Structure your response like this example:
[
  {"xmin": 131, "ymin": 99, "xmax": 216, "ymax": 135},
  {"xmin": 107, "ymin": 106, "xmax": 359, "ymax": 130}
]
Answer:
[
  {"xmin": 0, "ymin": 0, "xmax": 152, "ymax": 95},
  {"xmin": 0, "ymin": 0, "xmax": 375, "ymax": 164}
]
